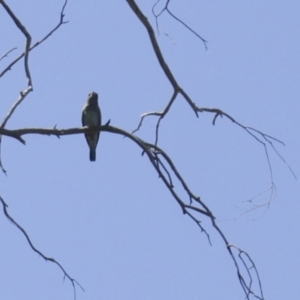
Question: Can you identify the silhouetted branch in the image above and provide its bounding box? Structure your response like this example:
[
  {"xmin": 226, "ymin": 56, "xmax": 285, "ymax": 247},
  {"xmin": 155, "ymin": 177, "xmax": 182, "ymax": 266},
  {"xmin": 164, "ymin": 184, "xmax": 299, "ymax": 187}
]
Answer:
[
  {"xmin": 234, "ymin": 185, "xmax": 276, "ymax": 220},
  {"xmin": 1, "ymin": 1, "xmax": 291, "ymax": 299},
  {"xmin": 0, "ymin": 0, "xmax": 32, "ymax": 86},
  {"xmin": 152, "ymin": 0, "xmax": 208, "ymax": 50},
  {"xmin": 0, "ymin": 0, "xmax": 68, "ymax": 174},
  {"xmin": 1, "ymin": 123, "xmax": 265, "ymax": 299},
  {"xmin": 0, "ymin": 0, "xmax": 34, "ymax": 129},
  {"xmin": 0, "ymin": 0, "xmax": 68, "ymax": 79},
  {"xmin": 126, "ymin": 0, "xmax": 276, "ymax": 298},
  {"xmin": 0, "ymin": 88, "xmax": 33, "ymax": 131},
  {"xmin": 126, "ymin": 0, "xmax": 179, "ymax": 90},
  {"xmin": 0, "ymin": 195, "xmax": 84, "ymax": 300},
  {"xmin": 127, "ymin": 0, "xmax": 295, "ymax": 202},
  {"xmin": 0, "ymin": 47, "xmax": 17, "ymax": 62}
]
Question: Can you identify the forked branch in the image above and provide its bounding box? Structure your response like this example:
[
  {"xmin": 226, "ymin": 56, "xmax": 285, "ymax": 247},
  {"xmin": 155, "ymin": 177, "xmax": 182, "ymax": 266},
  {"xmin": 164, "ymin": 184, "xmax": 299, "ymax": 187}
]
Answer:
[
  {"xmin": 0, "ymin": 0, "xmax": 68, "ymax": 173},
  {"xmin": 125, "ymin": 0, "xmax": 285, "ymax": 298},
  {"xmin": 1, "ymin": 124, "xmax": 266, "ymax": 299},
  {"xmin": 152, "ymin": 0, "xmax": 208, "ymax": 50}
]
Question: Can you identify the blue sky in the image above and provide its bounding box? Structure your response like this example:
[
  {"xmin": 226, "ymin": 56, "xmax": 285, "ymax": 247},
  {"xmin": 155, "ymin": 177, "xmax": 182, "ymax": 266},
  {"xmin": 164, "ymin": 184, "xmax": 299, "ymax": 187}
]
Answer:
[{"xmin": 0, "ymin": 1, "xmax": 299, "ymax": 299}]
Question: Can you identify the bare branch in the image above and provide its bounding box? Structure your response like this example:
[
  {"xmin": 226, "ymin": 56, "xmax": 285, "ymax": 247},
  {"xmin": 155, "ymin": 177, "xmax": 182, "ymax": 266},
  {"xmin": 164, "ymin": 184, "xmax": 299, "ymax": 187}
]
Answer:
[
  {"xmin": 152, "ymin": 0, "xmax": 208, "ymax": 50},
  {"xmin": 0, "ymin": 0, "xmax": 68, "ymax": 79},
  {"xmin": 0, "ymin": 1, "xmax": 289, "ymax": 299},
  {"xmin": 0, "ymin": 87, "xmax": 33, "ymax": 173},
  {"xmin": 211, "ymin": 217, "xmax": 265, "ymax": 300},
  {"xmin": 0, "ymin": 195, "xmax": 84, "ymax": 298},
  {"xmin": 231, "ymin": 245, "xmax": 265, "ymax": 300},
  {"xmin": 0, "ymin": 87, "xmax": 33, "ymax": 130},
  {"xmin": 127, "ymin": 0, "xmax": 295, "ymax": 188},
  {"xmin": 126, "ymin": 0, "xmax": 179, "ymax": 90},
  {"xmin": 0, "ymin": 0, "xmax": 33, "ymax": 87},
  {"xmin": 0, "ymin": 47, "xmax": 17, "ymax": 62},
  {"xmin": 126, "ymin": 1, "xmax": 277, "ymax": 297},
  {"xmin": 197, "ymin": 106, "xmax": 296, "ymax": 179},
  {"xmin": 234, "ymin": 185, "xmax": 276, "ymax": 221},
  {"xmin": 0, "ymin": 0, "xmax": 34, "ymax": 173},
  {"xmin": 0, "ymin": 139, "xmax": 7, "ymax": 175},
  {"xmin": 1, "ymin": 123, "xmax": 265, "ymax": 298},
  {"xmin": 0, "ymin": 0, "xmax": 69, "ymax": 174}
]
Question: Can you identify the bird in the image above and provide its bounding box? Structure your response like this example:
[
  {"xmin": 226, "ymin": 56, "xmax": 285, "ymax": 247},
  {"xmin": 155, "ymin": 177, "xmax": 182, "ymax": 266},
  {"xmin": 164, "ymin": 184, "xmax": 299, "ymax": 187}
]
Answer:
[{"xmin": 82, "ymin": 91, "xmax": 101, "ymax": 161}]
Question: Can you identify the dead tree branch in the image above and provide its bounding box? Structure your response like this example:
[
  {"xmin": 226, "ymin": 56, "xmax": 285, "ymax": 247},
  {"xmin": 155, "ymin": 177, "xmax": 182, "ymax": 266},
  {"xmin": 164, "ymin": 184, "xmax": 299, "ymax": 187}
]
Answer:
[
  {"xmin": 152, "ymin": 0, "xmax": 208, "ymax": 50},
  {"xmin": 0, "ymin": 195, "xmax": 84, "ymax": 299},
  {"xmin": 0, "ymin": 0, "xmax": 33, "ymax": 86},
  {"xmin": 0, "ymin": 47, "xmax": 17, "ymax": 62},
  {"xmin": 1, "ymin": 123, "xmax": 266, "ymax": 299},
  {"xmin": 128, "ymin": 0, "xmax": 295, "ymax": 199},
  {"xmin": 0, "ymin": 0, "xmax": 68, "ymax": 79},
  {"xmin": 124, "ymin": 0, "xmax": 285, "ymax": 298},
  {"xmin": 0, "ymin": 0, "xmax": 34, "ymax": 130},
  {"xmin": 0, "ymin": 1, "xmax": 291, "ymax": 299},
  {"xmin": 0, "ymin": 0, "xmax": 68, "ymax": 173}
]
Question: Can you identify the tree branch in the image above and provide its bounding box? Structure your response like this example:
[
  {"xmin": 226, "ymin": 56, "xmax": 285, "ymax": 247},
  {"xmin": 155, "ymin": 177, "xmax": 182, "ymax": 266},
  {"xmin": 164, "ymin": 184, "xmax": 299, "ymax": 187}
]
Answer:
[
  {"xmin": 127, "ymin": 0, "xmax": 295, "ymax": 210},
  {"xmin": 125, "ymin": 1, "xmax": 285, "ymax": 298},
  {"xmin": 0, "ymin": 0, "xmax": 68, "ymax": 79},
  {"xmin": 1, "ymin": 123, "xmax": 265, "ymax": 299},
  {"xmin": 0, "ymin": 0, "xmax": 33, "ymax": 86},
  {"xmin": 0, "ymin": 0, "xmax": 69, "ymax": 174},
  {"xmin": 0, "ymin": 47, "xmax": 17, "ymax": 62},
  {"xmin": 0, "ymin": 195, "xmax": 84, "ymax": 299},
  {"xmin": 152, "ymin": 0, "xmax": 208, "ymax": 50},
  {"xmin": 126, "ymin": 0, "xmax": 179, "ymax": 90}
]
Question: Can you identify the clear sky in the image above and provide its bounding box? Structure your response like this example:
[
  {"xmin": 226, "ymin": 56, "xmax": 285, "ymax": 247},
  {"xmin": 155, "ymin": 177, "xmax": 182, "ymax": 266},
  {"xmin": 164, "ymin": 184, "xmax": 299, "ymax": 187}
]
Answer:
[{"xmin": 0, "ymin": 1, "xmax": 299, "ymax": 299}]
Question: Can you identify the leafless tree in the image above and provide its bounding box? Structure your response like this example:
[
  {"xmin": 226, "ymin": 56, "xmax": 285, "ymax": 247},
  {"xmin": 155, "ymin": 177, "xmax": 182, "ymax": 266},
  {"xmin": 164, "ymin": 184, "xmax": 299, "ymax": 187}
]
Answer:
[{"xmin": 0, "ymin": 1, "xmax": 295, "ymax": 299}]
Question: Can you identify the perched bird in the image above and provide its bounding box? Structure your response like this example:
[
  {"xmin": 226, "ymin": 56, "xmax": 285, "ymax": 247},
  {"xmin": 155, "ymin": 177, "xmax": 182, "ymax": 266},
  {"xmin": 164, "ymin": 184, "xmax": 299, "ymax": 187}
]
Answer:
[{"xmin": 82, "ymin": 91, "xmax": 101, "ymax": 161}]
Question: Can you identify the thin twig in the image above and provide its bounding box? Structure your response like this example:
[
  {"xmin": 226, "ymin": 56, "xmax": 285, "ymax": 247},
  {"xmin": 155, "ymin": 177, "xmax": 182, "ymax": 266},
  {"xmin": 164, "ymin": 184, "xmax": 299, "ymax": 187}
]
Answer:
[
  {"xmin": 0, "ymin": 47, "xmax": 17, "ymax": 62},
  {"xmin": 152, "ymin": 0, "xmax": 208, "ymax": 50}
]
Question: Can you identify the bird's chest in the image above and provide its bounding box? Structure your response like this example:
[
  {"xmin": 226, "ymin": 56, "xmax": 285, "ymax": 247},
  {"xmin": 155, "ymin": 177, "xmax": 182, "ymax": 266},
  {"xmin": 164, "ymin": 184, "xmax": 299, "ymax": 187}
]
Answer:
[{"xmin": 83, "ymin": 110, "xmax": 99, "ymax": 126}]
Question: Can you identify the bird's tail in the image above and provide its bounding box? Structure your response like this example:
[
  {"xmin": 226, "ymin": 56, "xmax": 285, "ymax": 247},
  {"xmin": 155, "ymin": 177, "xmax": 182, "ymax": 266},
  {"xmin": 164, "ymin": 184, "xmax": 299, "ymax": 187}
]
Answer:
[{"xmin": 90, "ymin": 149, "xmax": 96, "ymax": 161}]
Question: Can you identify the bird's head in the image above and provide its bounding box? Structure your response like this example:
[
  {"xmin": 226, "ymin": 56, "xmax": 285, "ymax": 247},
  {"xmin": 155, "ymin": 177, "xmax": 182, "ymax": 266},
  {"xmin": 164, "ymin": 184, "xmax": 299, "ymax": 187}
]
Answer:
[{"xmin": 88, "ymin": 91, "xmax": 98, "ymax": 104}]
